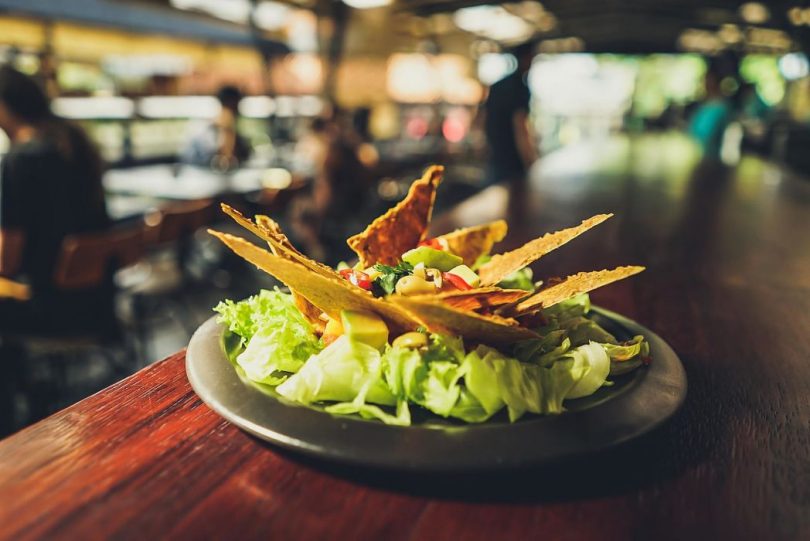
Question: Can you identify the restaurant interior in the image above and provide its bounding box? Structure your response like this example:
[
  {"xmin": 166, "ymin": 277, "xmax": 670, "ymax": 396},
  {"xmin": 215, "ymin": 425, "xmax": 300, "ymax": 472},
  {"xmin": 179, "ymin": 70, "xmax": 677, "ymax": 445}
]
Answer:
[
  {"xmin": 0, "ymin": 0, "xmax": 807, "ymax": 440},
  {"xmin": 1, "ymin": 1, "xmax": 810, "ymax": 537}
]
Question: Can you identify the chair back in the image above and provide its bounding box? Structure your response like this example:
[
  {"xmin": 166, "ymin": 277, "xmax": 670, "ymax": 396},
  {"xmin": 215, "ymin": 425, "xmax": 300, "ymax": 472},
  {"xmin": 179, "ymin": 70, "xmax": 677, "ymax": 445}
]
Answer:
[
  {"xmin": 53, "ymin": 227, "xmax": 145, "ymax": 290},
  {"xmin": 145, "ymin": 199, "xmax": 214, "ymax": 246}
]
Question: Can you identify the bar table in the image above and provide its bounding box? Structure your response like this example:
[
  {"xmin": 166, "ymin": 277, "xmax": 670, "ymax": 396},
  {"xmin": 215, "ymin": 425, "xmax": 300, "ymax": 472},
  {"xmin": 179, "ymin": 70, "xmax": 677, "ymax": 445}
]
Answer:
[{"xmin": 1, "ymin": 134, "xmax": 808, "ymax": 540}]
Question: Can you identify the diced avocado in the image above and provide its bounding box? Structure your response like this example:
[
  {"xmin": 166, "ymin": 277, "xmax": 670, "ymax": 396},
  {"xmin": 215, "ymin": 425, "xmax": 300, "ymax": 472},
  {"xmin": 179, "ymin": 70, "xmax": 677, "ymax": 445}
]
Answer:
[
  {"xmin": 324, "ymin": 317, "xmax": 343, "ymax": 336},
  {"xmin": 401, "ymin": 246, "xmax": 463, "ymax": 272},
  {"xmin": 340, "ymin": 310, "xmax": 389, "ymax": 350},
  {"xmin": 447, "ymin": 264, "xmax": 481, "ymax": 288}
]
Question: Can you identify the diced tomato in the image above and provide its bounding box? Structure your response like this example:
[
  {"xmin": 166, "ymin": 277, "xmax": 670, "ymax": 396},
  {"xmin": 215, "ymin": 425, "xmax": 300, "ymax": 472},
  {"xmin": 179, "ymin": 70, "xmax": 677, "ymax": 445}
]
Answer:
[
  {"xmin": 339, "ymin": 269, "xmax": 373, "ymax": 291},
  {"xmin": 418, "ymin": 238, "xmax": 444, "ymax": 250},
  {"xmin": 442, "ymin": 271, "xmax": 473, "ymax": 291}
]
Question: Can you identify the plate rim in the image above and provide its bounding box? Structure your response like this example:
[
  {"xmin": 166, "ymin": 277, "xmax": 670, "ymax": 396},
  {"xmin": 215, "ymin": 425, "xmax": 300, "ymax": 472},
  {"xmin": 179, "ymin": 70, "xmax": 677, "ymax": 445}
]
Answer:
[{"xmin": 186, "ymin": 306, "xmax": 687, "ymax": 472}]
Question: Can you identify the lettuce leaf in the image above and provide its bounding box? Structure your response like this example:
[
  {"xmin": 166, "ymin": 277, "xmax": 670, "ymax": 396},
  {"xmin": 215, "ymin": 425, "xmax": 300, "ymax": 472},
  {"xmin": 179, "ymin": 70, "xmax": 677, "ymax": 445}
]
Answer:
[
  {"xmin": 422, "ymin": 333, "xmax": 465, "ymax": 364},
  {"xmin": 325, "ymin": 399, "xmax": 411, "ymax": 426},
  {"xmin": 542, "ymin": 358, "xmax": 586, "ymax": 413},
  {"xmin": 561, "ymin": 317, "xmax": 618, "ymax": 346},
  {"xmin": 605, "ymin": 335, "xmax": 650, "ymax": 375},
  {"xmin": 449, "ymin": 388, "xmax": 491, "ymax": 423},
  {"xmin": 462, "ymin": 349, "xmax": 504, "ymax": 416},
  {"xmin": 543, "ymin": 292, "xmax": 591, "ymax": 320},
  {"xmin": 384, "ymin": 341, "xmax": 466, "ymax": 418},
  {"xmin": 421, "ymin": 361, "xmax": 466, "ymax": 416},
  {"xmin": 215, "ymin": 289, "xmax": 648, "ymax": 426},
  {"xmin": 564, "ymin": 342, "xmax": 611, "ymax": 399},
  {"xmin": 512, "ymin": 330, "xmax": 571, "ymax": 366},
  {"xmin": 214, "ymin": 288, "xmax": 314, "ymax": 344},
  {"xmin": 497, "ymin": 267, "xmax": 535, "ymax": 292},
  {"xmin": 215, "ymin": 289, "xmax": 321, "ymax": 384},
  {"xmin": 604, "ymin": 335, "xmax": 649, "ymax": 361},
  {"xmin": 276, "ymin": 335, "xmax": 396, "ymax": 406},
  {"xmin": 473, "ymin": 255, "xmax": 534, "ymax": 291},
  {"xmin": 235, "ymin": 324, "xmax": 320, "ymax": 384}
]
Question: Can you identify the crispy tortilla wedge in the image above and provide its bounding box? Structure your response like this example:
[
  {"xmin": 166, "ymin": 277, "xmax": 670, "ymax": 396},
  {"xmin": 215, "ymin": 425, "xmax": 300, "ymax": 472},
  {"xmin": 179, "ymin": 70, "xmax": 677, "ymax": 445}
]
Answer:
[
  {"xmin": 210, "ymin": 230, "xmax": 420, "ymax": 334},
  {"xmin": 391, "ymin": 296, "xmax": 538, "ymax": 344},
  {"xmin": 509, "ymin": 266, "xmax": 645, "ymax": 315},
  {"xmin": 220, "ymin": 204, "xmax": 333, "ymax": 332},
  {"xmin": 221, "ymin": 204, "xmax": 339, "ymax": 280},
  {"xmin": 477, "ymin": 214, "xmax": 613, "ymax": 286},
  {"xmin": 347, "ymin": 165, "xmax": 443, "ymax": 268},
  {"xmin": 253, "ymin": 215, "xmax": 334, "ymax": 332},
  {"xmin": 435, "ymin": 220, "xmax": 508, "ymax": 267},
  {"xmin": 431, "ymin": 287, "xmax": 530, "ymax": 312}
]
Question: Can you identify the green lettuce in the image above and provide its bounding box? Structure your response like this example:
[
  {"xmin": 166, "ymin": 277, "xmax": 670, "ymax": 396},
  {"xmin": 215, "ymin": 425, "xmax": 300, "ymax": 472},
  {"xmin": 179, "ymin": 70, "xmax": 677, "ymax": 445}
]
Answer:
[
  {"xmin": 279, "ymin": 336, "xmax": 413, "ymax": 425},
  {"xmin": 541, "ymin": 293, "xmax": 591, "ymax": 324},
  {"xmin": 449, "ymin": 388, "xmax": 491, "ymax": 423},
  {"xmin": 383, "ymin": 340, "xmax": 466, "ymax": 418},
  {"xmin": 462, "ymin": 349, "xmax": 504, "ymax": 416},
  {"xmin": 563, "ymin": 342, "xmax": 611, "ymax": 399},
  {"xmin": 421, "ymin": 361, "xmax": 465, "ymax": 416},
  {"xmin": 215, "ymin": 289, "xmax": 321, "ymax": 384},
  {"xmin": 605, "ymin": 335, "xmax": 650, "ymax": 375},
  {"xmin": 462, "ymin": 345, "xmax": 591, "ymax": 422},
  {"xmin": 560, "ymin": 317, "xmax": 618, "ymax": 346},
  {"xmin": 512, "ymin": 330, "xmax": 570, "ymax": 366},
  {"xmin": 542, "ymin": 357, "xmax": 586, "ymax": 413},
  {"xmin": 422, "ymin": 333, "xmax": 465, "ymax": 364},
  {"xmin": 604, "ymin": 335, "xmax": 649, "ymax": 361},
  {"xmin": 473, "ymin": 254, "xmax": 535, "ymax": 292},
  {"xmin": 215, "ymin": 289, "xmax": 649, "ymax": 426},
  {"xmin": 276, "ymin": 335, "xmax": 395, "ymax": 406},
  {"xmin": 497, "ymin": 267, "xmax": 536, "ymax": 292},
  {"xmin": 215, "ymin": 288, "xmax": 313, "ymax": 343},
  {"xmin": 325, "ymin": 399, "xmax": 411, "ymax": 426},
  {"xmin": 383, "ymin": 346, "xmax": 428, "ymax": 403}
]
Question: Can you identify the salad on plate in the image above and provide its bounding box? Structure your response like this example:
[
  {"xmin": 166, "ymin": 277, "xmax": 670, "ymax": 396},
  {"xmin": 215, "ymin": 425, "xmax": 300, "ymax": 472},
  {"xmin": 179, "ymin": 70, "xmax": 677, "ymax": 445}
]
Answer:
[{"xmin": 210, "ymin": 165, "xmax": 650, "ymax": 426}]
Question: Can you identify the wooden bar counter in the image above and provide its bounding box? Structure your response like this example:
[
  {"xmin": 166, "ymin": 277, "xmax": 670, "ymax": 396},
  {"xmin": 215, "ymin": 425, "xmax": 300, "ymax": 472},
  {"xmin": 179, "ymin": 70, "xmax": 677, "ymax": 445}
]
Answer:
[{"xmin": 1, "ymin": 134, "xmax": 808, "ymax": 540}]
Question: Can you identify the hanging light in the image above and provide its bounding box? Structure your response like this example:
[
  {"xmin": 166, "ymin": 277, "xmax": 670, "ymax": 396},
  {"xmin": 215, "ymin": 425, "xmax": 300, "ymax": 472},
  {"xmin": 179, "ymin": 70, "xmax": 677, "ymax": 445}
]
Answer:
[
  {"xmin": 739, "ymin": 2, "xmax": 770, "ymax": 24},
  {"xmin": 342, "ymin": 0, "xmax": 392, "ymax": 9}
]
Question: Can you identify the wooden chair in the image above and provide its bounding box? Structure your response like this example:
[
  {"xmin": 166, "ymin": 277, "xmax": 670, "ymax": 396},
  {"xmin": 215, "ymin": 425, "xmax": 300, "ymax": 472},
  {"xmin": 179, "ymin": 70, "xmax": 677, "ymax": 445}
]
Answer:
[
  {"xmin": 144, "ymin": 199, "xmax": 214, "ymax": 247},
  {"xmin": 8, "ymin": 225, "xmax": 147, "ymax": 428},
  {"xmin": 54, "ymin": 227, "xmax": 145, "ymax": 290}
]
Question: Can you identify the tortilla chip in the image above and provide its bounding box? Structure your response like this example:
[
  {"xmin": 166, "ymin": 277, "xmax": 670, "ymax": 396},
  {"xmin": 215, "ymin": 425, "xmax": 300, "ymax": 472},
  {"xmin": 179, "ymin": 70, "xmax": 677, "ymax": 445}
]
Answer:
[
  {"xmin": 347, "ymin": 165, "xmax": 443, "ymax": 268},
  {"xmin": 220, "ymin": 204, "xmax": 332, "ymax": 332},
  {"xmin": 477, "ymin": 214, "xmax": 613, "ymax": 286},
  {"xmin": 435, "ymin": 220, "xmax": 508, "ymax": 266},
  {"xmin": 510, "ymin": 266, "xmax": 645, "ymax": 315},
  {"xmin": 391, "ymin": 296, "xmax": 538, "ymax": 344},
  {"xmin": 429, "ymin": 287, "xmax": 530, "ymax": 312},
  {"xmin": 210, "ymin": 230, "xmax": 421, "ymax": 334},
  {"xmin": 221, "ymin": 204, "xmax": 338, "ymax": 280}
]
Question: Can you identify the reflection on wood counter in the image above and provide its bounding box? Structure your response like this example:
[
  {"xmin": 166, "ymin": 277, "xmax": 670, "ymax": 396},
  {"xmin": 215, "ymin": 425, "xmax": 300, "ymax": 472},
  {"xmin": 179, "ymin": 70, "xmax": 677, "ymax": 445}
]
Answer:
[{"xmin": 1, "ymin": 134, "xmax": 809, "ymax": 540}]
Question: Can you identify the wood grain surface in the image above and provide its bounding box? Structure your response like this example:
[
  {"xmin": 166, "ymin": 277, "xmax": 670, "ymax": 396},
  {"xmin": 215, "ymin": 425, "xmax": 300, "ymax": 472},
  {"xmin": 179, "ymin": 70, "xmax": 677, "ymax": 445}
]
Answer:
[{"xmin": 1, "ymin": 134, "xmax": 808, "ymax": 540}]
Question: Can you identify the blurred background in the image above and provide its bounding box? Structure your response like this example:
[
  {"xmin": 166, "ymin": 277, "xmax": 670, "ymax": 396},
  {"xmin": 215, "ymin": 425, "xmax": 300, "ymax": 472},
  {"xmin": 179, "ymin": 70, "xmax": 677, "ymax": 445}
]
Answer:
[{"xmin": 0, "ymin": 0, "xmax": 807, "ymax": 435}]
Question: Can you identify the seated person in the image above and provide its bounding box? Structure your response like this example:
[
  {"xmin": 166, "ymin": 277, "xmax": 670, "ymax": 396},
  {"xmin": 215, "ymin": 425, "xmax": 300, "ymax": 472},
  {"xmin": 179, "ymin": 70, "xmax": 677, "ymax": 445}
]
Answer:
[
  {"xmin": 0, "ymin": 65, "xmax": 113, "ymax": 335},
  {"xmin": 181, "ymin": 85, "xmax": 251, "ymax": 170},
  {"xmin": 290, "ymin": 116, "xmax": 374, "ymax": 263}
]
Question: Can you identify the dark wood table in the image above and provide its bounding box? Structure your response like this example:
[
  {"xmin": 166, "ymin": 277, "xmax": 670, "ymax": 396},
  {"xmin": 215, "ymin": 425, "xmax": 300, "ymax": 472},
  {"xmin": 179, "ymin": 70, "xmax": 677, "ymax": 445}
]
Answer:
[{"xmin": 1, "ymin": 133, "xmax": 809, "ymax": 540}]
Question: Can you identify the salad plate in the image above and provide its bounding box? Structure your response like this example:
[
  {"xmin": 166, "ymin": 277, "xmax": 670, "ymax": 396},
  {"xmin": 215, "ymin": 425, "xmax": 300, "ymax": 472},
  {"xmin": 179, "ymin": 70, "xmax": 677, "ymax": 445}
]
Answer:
[{"xmin": 186, "ymin": 306, "xmax": 686, "ymax": 472}]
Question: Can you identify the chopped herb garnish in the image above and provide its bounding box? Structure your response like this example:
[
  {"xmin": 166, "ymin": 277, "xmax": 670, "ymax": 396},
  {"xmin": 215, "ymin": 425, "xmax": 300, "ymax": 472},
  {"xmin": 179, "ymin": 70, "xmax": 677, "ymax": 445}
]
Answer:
[{"xmin": 372, "ymin": 261, "xmax": 414, "ymax": 296}]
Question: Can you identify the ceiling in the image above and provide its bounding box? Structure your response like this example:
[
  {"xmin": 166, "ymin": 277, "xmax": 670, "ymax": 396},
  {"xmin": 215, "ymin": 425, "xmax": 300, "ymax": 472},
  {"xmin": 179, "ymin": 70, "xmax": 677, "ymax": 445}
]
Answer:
[
  {"xmin": 398, "ymin": 0, "xmax": 809, "ymax": 53},
  {"xmin": 5, "ymin": 0, "xmax": 806, "ymax": 56}
]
